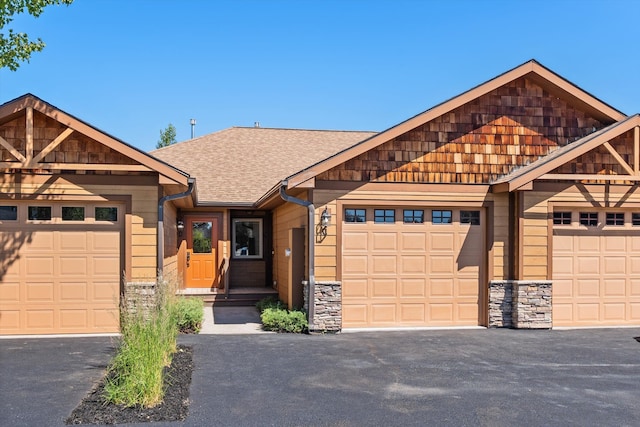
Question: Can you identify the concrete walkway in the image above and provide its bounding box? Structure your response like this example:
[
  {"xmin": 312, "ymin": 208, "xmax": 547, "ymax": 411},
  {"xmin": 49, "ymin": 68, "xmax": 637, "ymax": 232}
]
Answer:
[{"xmin": 199, "ymin": 305, "xmax": 271, "ymax": 334}]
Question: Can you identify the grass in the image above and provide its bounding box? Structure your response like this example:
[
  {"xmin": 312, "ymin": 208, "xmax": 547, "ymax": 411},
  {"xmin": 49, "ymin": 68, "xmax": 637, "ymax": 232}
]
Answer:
[{"xmin": 103, "ymin": 278, "xmax": 182, "ymax": 408}]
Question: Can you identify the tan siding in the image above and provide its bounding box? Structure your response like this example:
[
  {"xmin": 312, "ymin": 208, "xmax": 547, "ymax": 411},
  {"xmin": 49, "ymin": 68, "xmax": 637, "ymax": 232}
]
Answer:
[
  {"xmin": 162, "ymin": 201, "xmax": 179, "ymax": 284},
  {"xmin": 273, "ymin": 201, "xmax": 307, "ymax": 306},
  {"xmin": 491, "ymin": 193, "xmax": 510, "ymax": 280}
]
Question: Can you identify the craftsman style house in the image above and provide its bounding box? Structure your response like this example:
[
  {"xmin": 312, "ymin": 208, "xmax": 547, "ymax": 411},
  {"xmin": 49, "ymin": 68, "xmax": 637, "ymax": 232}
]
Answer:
[{"xmin": 1, "ymin": 60, "xmax": 639, "ymax": 335}]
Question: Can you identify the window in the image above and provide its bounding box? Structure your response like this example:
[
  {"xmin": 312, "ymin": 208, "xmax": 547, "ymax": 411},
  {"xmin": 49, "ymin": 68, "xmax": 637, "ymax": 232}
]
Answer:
[
  {"xmin": 345, "ymin": 208, "xmax": 366, "ymax": 223},
  {"xmin": 633, "ymin": 213, "xmax": 640, "ymax": 226},
  {"xmin": 95, "ymin": 207, "xmax": 117, "ymax": 221},
  {"xmin": 606, "ymin": 212, "xmax": 624, "ymax": 226},
  {"xmin": 403, "ymin": 210, "xmax": 424, "ymax": 223},
  {"xmin": 374, "ymin": 209, "xmax": 395, "ymax": 223},
  {"xmin": 461, "ymin": 210, "xmax": 480, "ymax": 225},
  {"xmin": 553, "ymin": 212, "xmax": 571, "ymax": 225},
  {"xmin": 579, "ymin": 212, "xmax": 598, "ymax": 227},
  {"xmin": 62, "ymin": 207, "xmax": 85, "ymax": 221},
  {"xmin": 233, "ymin": 219, "xmax": 262, "ymax": 258},
  {"xmin": 432, "ymin": 210, "xmax": 452, "ymax": 224},
  {"xmin": 28, "ymin": 206, "xmax": 51, "ymax": 221},
  {"xmin": 0, "ymin": 206, "xmax": 17, "ymax": 221}
]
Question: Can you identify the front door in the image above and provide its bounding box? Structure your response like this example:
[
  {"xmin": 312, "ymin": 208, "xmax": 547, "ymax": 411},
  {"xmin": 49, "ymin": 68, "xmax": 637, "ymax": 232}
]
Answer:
[{"xmin": 185, "ymin": 216, "xmax": 219, "ymax": 288}]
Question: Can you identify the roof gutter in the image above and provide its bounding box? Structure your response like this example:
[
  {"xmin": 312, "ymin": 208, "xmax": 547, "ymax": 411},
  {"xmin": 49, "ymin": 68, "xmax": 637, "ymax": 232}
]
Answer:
[
  {"xmin": 157, "ymin": 178, "xmax": 195, "ymax": 280},
  {"xmin": 279, "ymin": 180, "xmax": 316, "ymax": 331}
]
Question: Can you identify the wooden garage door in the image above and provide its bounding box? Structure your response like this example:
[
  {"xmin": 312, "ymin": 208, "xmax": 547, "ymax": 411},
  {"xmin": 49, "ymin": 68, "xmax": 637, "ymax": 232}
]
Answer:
[
  {"xmin": 0, "ymin": 203, "xmax": 122, "ymax": 335},
  {"xmin": 552, "ymin": 210, "xmax": 640, "ymax": 327},
  {"xmin": 342, "ymin": 207, "xmax": 483, "ymax": 328}
]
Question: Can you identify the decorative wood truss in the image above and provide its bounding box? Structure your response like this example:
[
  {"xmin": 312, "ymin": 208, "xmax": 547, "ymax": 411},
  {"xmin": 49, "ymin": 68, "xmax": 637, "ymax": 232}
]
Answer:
[{"xmin": 0, "ymin": 106, "xmax": 152, "ymax": 172}]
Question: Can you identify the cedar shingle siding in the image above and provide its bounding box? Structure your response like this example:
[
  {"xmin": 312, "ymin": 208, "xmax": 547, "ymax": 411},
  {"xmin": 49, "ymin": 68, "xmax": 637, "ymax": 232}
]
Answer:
[{"xmin": 318, "ymin": 77, "xmax": 610, "ymax": 184}]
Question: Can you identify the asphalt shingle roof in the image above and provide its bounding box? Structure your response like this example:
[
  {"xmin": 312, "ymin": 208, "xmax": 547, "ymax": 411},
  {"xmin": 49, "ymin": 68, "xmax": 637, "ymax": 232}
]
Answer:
[{"xmin": 151, "ymin": 127, "xmax": 376, "ymax": 204}]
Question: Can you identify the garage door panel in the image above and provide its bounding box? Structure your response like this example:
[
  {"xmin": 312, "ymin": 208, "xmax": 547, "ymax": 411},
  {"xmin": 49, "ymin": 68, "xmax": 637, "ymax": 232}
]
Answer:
[
  {"xmin": 27, "ymin": 233, "xmax": 54, "ymax": 251},
  {"xmin": 93, "ymin": 309, "xmax": 119, "ymax": 329},
  {"xmin": 429, "ymin": 279, "xmax": 453, "ymax": 297},
  {"xmin": 401, "ymin": 232, "xmax": 426, "ymax": 251},
  {"xmin": 61, "ymin": 257, "xmax": 88, "ymax": 275},
  {"xmin": 342, "ymin": 304, "xmax": 367, "ymax": 325},
  {"xmin": 371, "ymin": 232, "xmax": 397, "ymax": 251},
  {"xmin": 26, "ymin": 310, "xmax": 54, "ymax": 329},
  {"xmin": 554, "ymin": 235, "xmax": 573, "ymax": 252},
  {"xmin": 553, "ymin": 256, "xmax": 573, "ymax": 275},
  {"xmin": 400, "ymin": 255, "xmax": 426, "ymax": 274},
  {"xmin": 429, "ymin": 304, "xmax": 454, "ymax": 322},
  {"xmin": 371, "ymin": 256, "xmax": 397, "ymax": 274},
  {"xmin": 630, "ymin": 257, "xmax": 640, "ymax": 274},
  {"xmin": 430, "ymin": 256, "xmax": 454, "ymax": 274},
  {"xmin": 0, "ymin": 311, "xmax": 20, "ymax": 330},
  {"xmin": 604, "ymin": 236, "xmax": 626, "ymax": 251},
  {"xmin": 1, "ymin": 282, "xmax": 20, "ymax": 301},
  {"xmin": 342, "ymin": 255, "xmax": 368, "ymax": 275},
  {"xmin": 457, "ymin": 303, "xmax": 479, "ymax": 321},
  {"xmin": 400, "ymin": 304, "xmax": 425, "ymax": 322},
  {"xmin": 631, "ymin": 303, "xmax": 640, "ymax": 320},
  {"xmin": 603, "ymin": 304, "xmax": 625, "ymax": 321},
  {"xmin": 400, "ymin": 279, "xmax": 426, "ymax": 297},
  {"xmin": 458, "ymin": 278, "xmax": 479, "ymax": 297},
  {"xmin": 60, "ymin": 282, "xmax": 88, "ymax": 301},
  {"xmin": 603, "ymin": 257, "xmax": 626, "ymax": 274},
  {"xmin": 342, "ymin": 279, "xmax": 368, "ymax": 298},
  {"xmin": 576, "ymin": 304, "xmax": 600, "ymax": 322},
  {"xmin": 603, "ymin": 279, "xmax": 626, "ymax": 297},
  {"xmin": 25, "ymin": 256, "xmax": 54, "ymax": 275},
  {"xmin": 371, "ymin": 279, "xmax": 397, "ymax": 298},
  {"xmin": 576, "ymin": 280, "xmax": 600, "ymax": 297},
  {"xmin": 577, "ymin": 236, "xmax": 600, "ymax": 252},
  {"xmin": 632, "ymin": 279, "xmax": 640, "ymax": 296},
  {"xmin": 343, "ymin": 232, "xmax": 368, "ymax": 251},
  {"xmin": 430, "ymin": 232, "xmax": 454, "ymax": 251},
  {"xmin": 60, "ymin": 309, "xmax": 88, "ymax": 328},
  {"xmin": 371, "ymin": 304, "xmax": 396, "ymax": 323},
  {"xmin": 92, "ymin": 232, "xmax": 120, "ymax": 251},
  {"xmin": 576, "ymin": 257, "xmax": 599, "ymax": 275},
  {"xmin": 25, "ymin": 282, "xmax": 54, "ymax": 301},
  {"xmin": 60, "ymin": 232, "xmax": 88, "ymax": 251}
]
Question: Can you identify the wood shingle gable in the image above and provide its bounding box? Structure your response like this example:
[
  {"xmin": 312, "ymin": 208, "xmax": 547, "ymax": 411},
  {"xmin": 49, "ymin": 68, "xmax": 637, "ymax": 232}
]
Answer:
[
  {"xmin": 285, "ymin": 60, "xmax": 626, "ymax": 190},
  {"xmin": 0, "ymin": 94, "xmax": 190, "ymax": 186}
]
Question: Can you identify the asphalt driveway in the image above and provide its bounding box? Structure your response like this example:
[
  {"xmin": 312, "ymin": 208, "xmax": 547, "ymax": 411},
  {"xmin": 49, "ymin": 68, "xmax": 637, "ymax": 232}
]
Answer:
[{"xmin": 2, "ymin": 328, "xmax": 639, "ymax": 426}]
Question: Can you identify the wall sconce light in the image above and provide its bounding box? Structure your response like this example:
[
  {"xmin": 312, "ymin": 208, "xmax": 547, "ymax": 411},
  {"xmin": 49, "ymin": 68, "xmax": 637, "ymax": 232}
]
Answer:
[
  {"xmin": 177, "ymin": 220, "xmax": 185, "ymax": 236},
  {"xmin": 321, "ymin": 208, "xmax": 331, "ymax": 227},
  {"xmin": 316, "ymin": 207, "xmax": 331, "ymax": 243}
]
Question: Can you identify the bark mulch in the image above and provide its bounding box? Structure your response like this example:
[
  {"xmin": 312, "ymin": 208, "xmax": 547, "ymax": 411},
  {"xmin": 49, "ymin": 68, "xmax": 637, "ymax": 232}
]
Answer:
[{"xmin": 66, "ymin": 345, "xmax": 193, "ymax": 425}]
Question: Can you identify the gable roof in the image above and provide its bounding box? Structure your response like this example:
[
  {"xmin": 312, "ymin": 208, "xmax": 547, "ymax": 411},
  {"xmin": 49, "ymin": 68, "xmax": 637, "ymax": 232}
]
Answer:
[
  {"xmin": 492, "ymin": 114, "xmax": 640, "ymax": 192},
  {"xmin": 0, "ymin": 94, "xmax": 191, "ymax": 186},
  {"xmin": 284, "ymin": 59, "xmax": 627, "ymax": 189},
  {"xmin": 151, "ymin": 127, "xmax": 376, "ymax": 205}
]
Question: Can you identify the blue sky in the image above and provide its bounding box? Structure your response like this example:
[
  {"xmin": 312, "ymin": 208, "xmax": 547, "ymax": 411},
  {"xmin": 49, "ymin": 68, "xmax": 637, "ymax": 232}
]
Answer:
[{"xmin": 1, "ymin": 0, "xmax": 639, "ymax": 152}]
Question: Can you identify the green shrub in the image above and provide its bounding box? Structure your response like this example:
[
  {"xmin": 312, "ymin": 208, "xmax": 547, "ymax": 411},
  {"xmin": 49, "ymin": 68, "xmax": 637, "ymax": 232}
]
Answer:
[
  {"xmin": 172, "ymin": 297, "xmax": 204, "ymax": 333},
  {"xmin": 256, "ymin": 296, "xmax": 285, "ymax": 313},
  {"xmin": 261, "ymin": 307, "xmax": 308, "ymax": 333}
]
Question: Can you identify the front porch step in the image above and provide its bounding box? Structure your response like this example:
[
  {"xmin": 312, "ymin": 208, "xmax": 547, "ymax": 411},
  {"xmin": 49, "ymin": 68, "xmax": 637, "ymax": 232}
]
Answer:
[{"xmin": 177, "ymin": 287, "xmax": 278, "ymax": 307}]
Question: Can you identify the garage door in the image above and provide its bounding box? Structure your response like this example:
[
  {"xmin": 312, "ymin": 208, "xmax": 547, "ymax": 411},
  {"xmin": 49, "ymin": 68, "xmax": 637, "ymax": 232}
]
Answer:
[
  {"xmin": 342, "ymin": 207, "xmax": 483, "ymax": 328},
  {"xmin": 0, "ymin": 202, "xmax": 122, "ymax": 335},
  {"xmin": 552, "ymin": 210, "xmax": 640, "ymax": 327}
]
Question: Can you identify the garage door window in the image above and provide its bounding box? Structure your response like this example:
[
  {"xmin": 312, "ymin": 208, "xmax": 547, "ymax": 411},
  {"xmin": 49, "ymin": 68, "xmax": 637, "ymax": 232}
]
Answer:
[
  {"xmin": 62, "ymin": 207, "xmax": 85, "ymax": 221},
  {"xmin": 403, "ymin": 209, "xmax": 424, "ymax": 223},
  {"xmin": 606, "ymin": 212, "xmax": 624, "ymax": 226},
  {"xmin": 95, "ymin": 207, "xmax": 117, "ymax": 222},
  {"xmin": 579, "ymin": 212, "xmax": 598, "ymax": 227},
  {"xmin": 553, "ymin": 212, "xmax": 571, "ymax": 225},
  {"xmin": 345, "ymin": 209, "xmax": 366, "ymax": 223},
  {"xmin": 0, "ymin": 206, "xmax": 17, "ymax": 221},
  {"xmin": 632, "ymin": 213, "xmax": 640, "ymax": 226},
  {"xmin": 460, "ymin": 210, "xmax": 480, "ymax": 225},
  {"xmin": 432, "ymin": 210, "xmax": 452, "ymax": 224},
  {"xmin": 374, "ymin": 209, "xmax": 395, "ymax": 223},
  {"xmin": 28, "ymin": 206, "xmax": 51, "ymax": 221}
]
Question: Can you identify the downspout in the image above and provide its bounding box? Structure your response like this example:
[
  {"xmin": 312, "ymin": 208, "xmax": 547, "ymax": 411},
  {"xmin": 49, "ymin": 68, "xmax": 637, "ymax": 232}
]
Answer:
[
  {"xmin": 158, "ymin": 178, "xmax": 195, "ymax": 280},
  {"xmin": 279, "ymin": 181, "xmax": 316, "ymax": 331}
]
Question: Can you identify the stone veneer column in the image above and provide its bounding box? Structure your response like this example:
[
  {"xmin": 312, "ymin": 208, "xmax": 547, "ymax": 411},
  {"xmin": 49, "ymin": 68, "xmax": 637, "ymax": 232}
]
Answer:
[
  {"xmin": 124, "ymin": 281, "xmax": 157, "ymax": 317},
  {"xmin": 303, "ymin": 281, "xmax": 342, "ymax": 333},
  {"xmin": 488, "ymin": 280, "xmax": 552, "ymax": 329},
  {"xmin": 488, "ymin": 280, "xmax": 513, "ymax": 328},
  {"xmin": 511, "ymin": 281, "xmax": 552, "ymax": 329}
]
